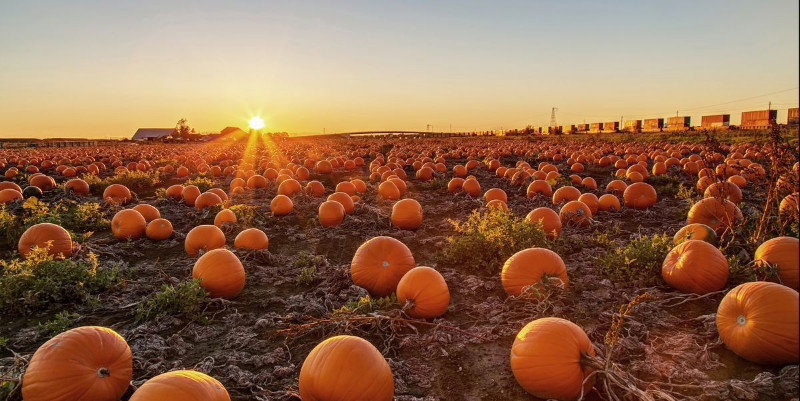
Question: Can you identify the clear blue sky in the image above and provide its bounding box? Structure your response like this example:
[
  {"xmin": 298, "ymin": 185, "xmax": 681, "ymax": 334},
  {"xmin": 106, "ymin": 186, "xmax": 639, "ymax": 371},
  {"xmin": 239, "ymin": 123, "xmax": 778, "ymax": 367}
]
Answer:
[{"xmin": 0, "ymin": 0, "xmax": 797, "ymax": 138}]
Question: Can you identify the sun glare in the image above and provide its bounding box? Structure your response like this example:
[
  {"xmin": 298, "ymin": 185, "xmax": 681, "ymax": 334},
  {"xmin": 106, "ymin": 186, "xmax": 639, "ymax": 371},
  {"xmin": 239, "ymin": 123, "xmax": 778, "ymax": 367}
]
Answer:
[{"xmin": 248, "ymin": 116, "xmax": 265, "ymax": 130}]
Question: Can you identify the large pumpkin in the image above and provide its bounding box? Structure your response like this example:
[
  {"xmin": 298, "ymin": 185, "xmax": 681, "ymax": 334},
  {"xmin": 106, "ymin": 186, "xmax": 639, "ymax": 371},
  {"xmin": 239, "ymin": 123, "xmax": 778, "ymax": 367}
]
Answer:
[
  {"xmin": 64, "ymin": 178, "xmax": 90, "ymax": 196},
  {"xmin": 185, "ymin": 225, "xmax": 226, "ymax": 257},
  {"xmin": 396, "ymin": 266, "xmax": 450, "ymax": 319},
  {"xmin": 350, "ymin": 236, "xmax": 415, "ymax": 297},
  {"xmin": 716, "ymin": 281, "xmax": 799, "ymax": 365},
  {"xmin": 22, "ymin": 326, "xmax": 133, "ymax": 401},
  {"xmin": 18, "ymin": 223, "xmax": 73, "ymax": 258},
  {"xmin": 525, "ymin": 207, "xmax": 561, "ymax": 239},
  {"xmin": 391, "ymin": 198, "xmax": 423, "ymax": 230},
  {"xmin": 233, "ymin": 228, "xmax": 269, "ymax": 251},
  {"xmin": 686, "ymin": 197, "xmax": 742, "ymax": 234},
  {"xmin": 111, "ymin": 209, "xmax": 147, "ymax": 240},
  {"xmin": 102, "ymin": 184, "xmax": 131, "ymax": 205},
  {"xmin": 192, "ymin": 248, "xmax": 245, "ymax": 299},
  {"xmin": 510, "ymin": 317, "xmax": 595, "ymax": 400},
  {"xmin": 299, "ymin": 335, "xmax": 393, "ymax": 401},
  {"xmin": 130, "ymin": 370, "xmax": 230, "ymax": 401},
  {"xmin": 318, "ymin": 200, "xmax": 346, "ymax": 227},
  {"xmin": 622, "ymin": 182, "xmax": 657, "ymax": 209},
  {"xmin": 194, "ymin": 192, "xmax": 224, "ymax": 210},
  {"xmin": 662, "ymin": 240, "xmax": 728, "ymax": 294},
  {"xmin": 754, "ymin": 236, "xmax": 799, "ymax": 290},
  {"xmin": 270, "ymin": 194, "xmax": 294, "ymax": 216},
  {"xmin": 673, "ymin": 223, "xmax": 717, "ymax": 246},
  {"xmin": 559, "ymin": 200, "xmax": 592, "ymax": 227},
  {"xmin": 501, "ymin": 248, "xmax": 568, "ymax": 296}
]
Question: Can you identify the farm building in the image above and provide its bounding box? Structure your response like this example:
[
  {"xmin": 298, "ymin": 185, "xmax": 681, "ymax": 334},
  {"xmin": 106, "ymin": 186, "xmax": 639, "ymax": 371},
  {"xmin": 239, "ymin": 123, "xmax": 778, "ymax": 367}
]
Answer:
[
  {"xmin": 642, "ymin": 118, "xmax": 664, "ymax": 133},
  {"xmin": 700, "ymin": 114, "xmax": 730, "ymax": 129},
  {"xmin": 132, "ymin": 128, "xmax": 173, "ymax": 141},
  {"xmin": 740, "ymin": 110, "xmax": 777, "ymax": 130},
  {"xmin": 788, "ymin": 108, "xmax": 798, "ymax": 126}
]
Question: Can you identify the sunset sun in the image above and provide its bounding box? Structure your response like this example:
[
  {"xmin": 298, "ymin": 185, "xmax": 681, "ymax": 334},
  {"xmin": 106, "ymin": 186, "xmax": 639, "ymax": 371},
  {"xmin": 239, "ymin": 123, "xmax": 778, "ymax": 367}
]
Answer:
[{"xmin": 248, "ymin": 116, "xmax": 265, "ymax": 130}]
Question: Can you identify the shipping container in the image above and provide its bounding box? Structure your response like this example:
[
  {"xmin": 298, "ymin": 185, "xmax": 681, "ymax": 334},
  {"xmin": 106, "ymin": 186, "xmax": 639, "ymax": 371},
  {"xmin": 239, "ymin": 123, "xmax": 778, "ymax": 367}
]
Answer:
[
  {"xmin": 623, "ymin": 120, "xmax": 642, "ymax": 133},
  {"xmin": 548, "ymin": 126, "xmax": 562, "ymax": 135},
  {"xmin": 666, "ymin": 116, "xmax": 690, "ymax": 130},
  {"xmin": 576, "ymin": 123, "xmax": 590, "ymax": 133},
  {"xmin": 700, "ymin": 114, "xmax": 730, "ymax": 128},
  {"xmin": 563, "ymin": 124, "xmax": 576, "ymax": 134},
  {"xmin": 603, "ymin": 121, "xmax": 619, "ymax": 132},
  {"xmin": 740, "ymin": 110, "xmax": 777, "ymax": 129},
  {"xmin": 642, "ymin": 118, "xmax": 664, "ymax": 132},
  {"xmin": 589, "ymin": 123, "xmax": 603, "ymax": 133},
  {"xmin": 788, "ymin": 108, "xmax": 799, "ymax": 126}
]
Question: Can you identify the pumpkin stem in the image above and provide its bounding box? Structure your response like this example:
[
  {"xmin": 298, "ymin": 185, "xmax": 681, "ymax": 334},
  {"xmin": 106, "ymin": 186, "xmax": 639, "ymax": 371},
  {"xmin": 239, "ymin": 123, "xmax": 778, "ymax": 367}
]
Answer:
[
  {"xmin": 401, "ymin": 298, "xmax": 415, "ymax": 312},
  {"xmin": 97, "ymin": 368, "xmax": 110, "ymax": 378}
]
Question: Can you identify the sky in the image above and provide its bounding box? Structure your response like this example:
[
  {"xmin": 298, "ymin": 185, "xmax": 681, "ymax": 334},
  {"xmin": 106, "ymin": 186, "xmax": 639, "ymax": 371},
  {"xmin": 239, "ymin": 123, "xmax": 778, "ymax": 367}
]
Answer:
[{"xmin": 0, "ymin": 0, "xmax": 798, "ymax": 139}]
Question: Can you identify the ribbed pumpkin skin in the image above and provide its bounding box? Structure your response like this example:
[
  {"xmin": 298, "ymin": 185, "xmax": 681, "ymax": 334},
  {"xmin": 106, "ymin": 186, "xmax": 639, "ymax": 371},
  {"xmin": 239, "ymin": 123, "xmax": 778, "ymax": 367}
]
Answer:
[
  {"xmin": 185, "ymin": 225, "xmax": 226, "ymax": 257},
  {"xmin": 662, "ymin": 240, "xmax": 729, "ymax": 294},
  {"xmin": 525, "ymin": 207, "xmax": 561, "ymax": 239},
  {"xmin": 501, "ymin": 248, "xmax": 568, "ymax": 296},
  {"xmin": 270, "ymin": 194, "xmax": 294, "ymax": 216},
  {"xmin": 299, "ymin": 336, "xmax": 393, "ymax": 401},
  {"xmin": 102, "ymin": 184, "xmax": 131, "ymax": 205},
  {"xmin": 559, "ymin": 200, "xmax": 592, "ymax": 227},
  {"xmin": 192, "ymin": 249, "xmax": 245, "ymax": 299},
  {"xmin": 622, "ymin": 182, "xmax": 657, "ymax": 209},
  {"xmin": 391, "ymin": 199, "xmax": 423, "ymax": 230},
  {"xmin": 22, "ymin": 326, "xmax": 132, "ymax": 401},
  {"xmin": 716, "ymin": 282, "xmax": 799, "ymax": 365},
  {"xmin": 327, "ymin": 192, "xmax": 355, "ymax": 214},
  {"xmin": 673, "ymin": 223, "xmax": 717, "ymax": 246},
  {"xmin": 18, "ymin": 223, "xmax": 73, "ymax": 258},
  {"xmin": 133, "ymin": 204, "xmax": 160, "ymax": 222},
  {"xmin": 396, "ymin": 266, "xmax": 450, "ymax": 318},
  {"xmin": 318, "ymin": 201, "xmax": 346, "ymax": 227},
  {"xmin": 130, "ymin": 370, "xmax": 230, "ymax": 401},
  {"xmin": 111, "ymin": 209, "xmax": 147, "ymax": 240},
  {"xmin": 350, "ymin": 236, "xmax": 415, "ymax": 297},
  {"xmin": 213, "ymin": 209, "xmax": 237, "ymax": 226},
  {"xmin": 146, "ymin": 218, "xmax": 173, "ymax": 241},
  {"xmin": 510, "ymin": 318, "xmax": 595, "ymax": 400},
  {"xmin": 754, "ymin": 236, "xmax": 799, "ymax": 290},
  {"xmin": 194, "ymin": 192, "xmax": 223, "ymax": 210},
  {"xmin": 233, "ymin": 228, "xmax": 269, "ymax": 250},
  {"xmin": 686, "ymin": 197, "xmax": 742, "ymax": 234}
]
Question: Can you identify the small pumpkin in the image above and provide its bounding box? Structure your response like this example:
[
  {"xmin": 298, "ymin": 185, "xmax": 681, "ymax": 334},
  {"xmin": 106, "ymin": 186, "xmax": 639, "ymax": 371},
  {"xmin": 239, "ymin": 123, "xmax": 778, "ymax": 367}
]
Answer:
[
  {"xmin": 270, "ymin": 194, "xmax": 294, "ymax": 216},
  {"xmin": 111, "ymin": 209, "xmax": 147, "ymax": 240},
  {"xmin": 181, "ymin": 185, "xmax": 201, "ymax": 206},
  {"xmin": 233, "ymin": 228, "xmax": 269, "ymax": 251},
  {"xmin": 559, "ymin": 200, "xmax": 592, "ymax": 227},
  {"xmin": 18, "ymin": 223, "xmax": 73, "ymax": 258},
  {"xmin": 318, "ymin": 200, "xmax": 346, "ymax": 227},
  {"xmin": 103, "ymin": 184, "xmax": 131, "ymax": 205},
  {"xmin": 501, "ymin": 248, "xmax": 568, "ymax": 296},
  {"xmin": 130, "ymin": 370, "xmax": 230, "ymax": 401},
  {"xmin": 133, "ymin": 204, "xmax": 160, "ymax": 222},
  {"xmin": 754, "ymin": 236, "xmax": 799, "ymax": 290},
  {"xmin": 64, "ymin": 178, "xmax": 90, "ymax": 195},
  {"xmin": 305, "ymin": 180, "xmax": 325, "ymax": 197},
  {"xmin": 299, "ymin": 335, "xmax": 393, "ymax": 401},
  {"xmin": 673, "ymin": 223, "xmax": 717, "ymax": 245},
  {"xmin": 22, "ymin": 326, "xmax": 133, "ymax": 401},
  {"xmin": 391, "ymin": 198, "xmax": 423, "ymax": 230},
  {"xmin": 662, "ymin": 240, "xmax": 728, "ymax": 294},
  {"xmin": 146, "ymin": 218, "xmax": 173, "ymax": 241},
  {"xmin": 396, "ymin": 266, "xmax": 450, "ymax": 319},
  {"xmin": 327, "ymin": 192, "xmax": 355, "ymax": 213},
  {"xmin": 525, "ymin": 207, "xmax": 561, "ymax": 239},
  {"xmin": 686, "ymin": 197, "xmax": 742, "ymax": 234},
  {"xmin": 214, "ymin": 209, "xmax": 237, "ymax": 226},
  {"xmin": 351, "ymin": 236, "xmax": 415, "ymax": 297},
  {"xmin": 597, "ymin": 194, "xmax": 621, "ymax": 212},
  {"xmin": 192, "ymin": 248, "xmax": 245, "ymax": 298},
  {"xmin": 716, "ymin": 281, "xmax": 798, "ymax": 365},
  {"xmin": 165, "ymin": 184, "xmax": 184, "ymax": 200},
  {"xmin": 185, "ymin": 224, "xmax": 226, "ymax": 257}
]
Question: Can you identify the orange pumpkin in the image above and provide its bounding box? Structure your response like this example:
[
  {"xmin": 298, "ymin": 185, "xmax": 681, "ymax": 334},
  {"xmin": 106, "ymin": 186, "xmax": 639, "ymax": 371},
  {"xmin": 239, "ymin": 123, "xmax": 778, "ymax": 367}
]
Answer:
[
  {"xmin": 0, "ymin": 181, "xmax": 22, "ymax": 192},
  {"xmin": 327, "ymin": 192, "xmax": 355, "ymax": 214},
  {"xmin": 335, "ymin": 181, "xmax": 357, "ymax": 195},
  {"xmin": 559, "ymin": 200, "xmax": 593, "ymax": 227},
  {"xmin": 447, "ymin": 177, "xmax": 464, "ymax": 193},
  {"xmin": 299, "ymin": 335, "xmax": 393, "ymax": 401},
  {"xmin": 214, "ymin": 209, "xmax": 237, "ymax": 226},
  {"xmin": 673, "ymin": 223, "xmax": 717, "ymax": 245},
  {"xmin": 22, "ymin": 326, "xmax": 132, "ymax": 401},
  {"xmin": 597, "ymin": 194, "xmax": 621, "ymax": 212},
  {"xmin": 103, "ymin": 184, "xmax": 131, "ymax": 205},
  {"xmin": 146, "ymin": 218, "xmax": 173, "ymax": 241},
  {"xmin": 378, "ymin": 180, "xmax": 401, "ymax": 200},
  {"xmin": 391, "ymin": 198, "xmax": 423, "ymax": 230},
  {"xmin": 181, "ymin": 185, "xmax": 201, "ymax": 207},
  {"xmin": 510, "ymin": 318, "xmax": 595, "ymax": 400},
  {"xmin": 716, "ymin": 281, "xmax": 799, "ymax": 365},
  {"xmin": 396, "ymin": 266, "xmax": 450, "ymax": 319},
  {"xmin": 501, "ymin": 248, "xmax": 568, "ymax": 296},
  {"xmin": 318, "ymin": 200, "xmax": 346, "ymax": 227},
  {"xmin": 525, "ymin": 207, "xmax": 561, "ymax": 239},
  {"xmin": 130, "ymin": 370, "xmax": 230, "ymax": 401},
  {"xmin": 165, "ymin": 184, "xmax": 184, "ymax": 200},
  {"xmin": 29, "ymin": 174, "xmax": 56, "ymax": 191},
  {"xmin": 754, "ymin": 236, "xmax": 799, "ymax": 290},
  {"xmin": 133, "ymin": 204, "xmax": 160, "ymax": 222},
  {"xmin": 552, "ymin": 186, "xmax": 581, "ymax": 205},
  {"xmin": 270, "ymin": 194, "xmax": 294, "ymax": 216},
  {"xmin": 192, "ymin": 248, "xmax": 245, "ymax": 298},
  {"xmin": 622, "ymin": 182, "xmax": 657, "ymax": 209},
  {"xmin": 64, "ymin": 178, "xmax": 90, "ymax": 196},
  {"xmin": 18, "ymin": 223, "xmax": 73, "ymax": 258},
  {"xmin": 526, "ymin": 180, "xmax": 553, "ymax": 198},
  {"xmin": 277, "ymin": 178, "xmax": 302, "ymax": 196},
  {"xmin": 461, "ymin": 178, "xmax": 481, "ymax": 197},
  {"xmin": 350, "ymin": 236, "xmax": 415, "ymax": 297},
  {"xmin": 0, "ymin": 188, "xmax": 22, "ymax": 204},
  {"xmin": 686, "ymin": 197, "xmax": 742, "ymax": 234},
  {"xmin": 305, "ymin": 180, "xmax": 325, "ymax": 197},
  {"xmin": 605, "ymin": 180, "xmax": 627, "ymax": 195},
  {"xmin": 184, "ymin": 225, "xmax": 226, "ymax": 257},
  {"xmin": 111, "ymin": 209, "xmax": 147, "ymax": 240},
  {"xmin": 577, "ymin": 193, "xmax": 599, "ymax": 215},
  {"xmin": 779, "ymin": 192, "xmax": 799, "ymax": 222},
  {"xmin": 233, "ymin": 228, "xmax": 269, "ymax": 251},
  {"xmin": 662, "ymin": 240, "xmax": 728, "ymax": 294},
  {"xmin": 195, "ymin": 192, "xmax": 223, "ymax": 210},
  {"xmin": 704, "ymin": 181, "xmax": 743, "ymax": 204},
  {"xmin": 484, "ymin": 188, "xmax": 508, "ymax": 204}
]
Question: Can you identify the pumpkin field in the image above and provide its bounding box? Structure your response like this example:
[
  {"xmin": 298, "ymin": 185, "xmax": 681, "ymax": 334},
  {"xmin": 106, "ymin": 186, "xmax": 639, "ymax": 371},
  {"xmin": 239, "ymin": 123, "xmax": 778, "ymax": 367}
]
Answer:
[{"xmin": 0, "ymin": 130, "xmax": 798, "ymax": 401}]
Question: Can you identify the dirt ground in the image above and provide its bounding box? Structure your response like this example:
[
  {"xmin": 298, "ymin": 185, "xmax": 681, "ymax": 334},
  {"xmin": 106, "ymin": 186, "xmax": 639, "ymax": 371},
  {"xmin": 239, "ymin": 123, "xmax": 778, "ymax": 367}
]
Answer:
[{"xmin": 1, "ymin": 141, "xmax": 798, "ymax": 401}]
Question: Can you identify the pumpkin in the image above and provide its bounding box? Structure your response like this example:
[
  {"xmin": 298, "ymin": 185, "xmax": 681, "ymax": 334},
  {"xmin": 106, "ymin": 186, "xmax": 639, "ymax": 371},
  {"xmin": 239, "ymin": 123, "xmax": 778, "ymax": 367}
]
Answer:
[
  {"xmin": 335, "ymin": 181, "xmax": 357, "ymax": 195},
  {"xmin": 351, "ymin": 179, "xmax": 367, "ymax": 193},
  {"xmin": 300, "ymin": 335, "xmax": 393, "ymax": 401},
  {"xmin": 29, "ymin": 174, "xmax": 56, "ymax": 191},
  {"xmin": 181, "ymin": 185, "xmax": 201, "ymax": 206},
  {"xmin": 103, "ymin": 184, "xmax": 131, "ymax": 205},
  {"xmin": 270, "ymin": 194, "xmax": 294, "ymax": 216},
  {"xmin": 484, "ymin": 188, "xmax": 508, "ymax": 204},
  {"xmin": 351, "ymin": 236, "xmax": 415, "ymax": 297},
  {"xmin": 22, "ymin": 326, "xmax": 132, "ymax": 401},
  {"xmin": 185, "ymin": 225, "xmax": 226, "ymax": 257},
  {"xmin": 378, "ymin": 180, "xmax": 400, "ymax": 200},
  {"xmin": 686, "ymin": 197, "xmax": 742, "ymax": 234},
  {"xmin": 111, "ymin": 209, "xmax": 147, "ymax": 240},
  {"xmin": 305, "ymin": 180, "xmax": 325, "ymax": 197},
  {"xmin": 501, "ymin": 248, "xmax": 568, "ymax": 296},
  {"xmin": 0, "ymin": 188, "xmax": 22, "ymax": 204},
  {"xmin": 234, "ymin": 228, "xmax": 269, "ymax": 250},
  {"xmin": 527, "ymin": 180, "xmax": 553, "ymax": 198},
  {"xmin": 754, "ymin": 236, "xmax": 799, "ymax": 290},
  {"xmin": 318, "ymin": 200, "xmax": 346, "ymax": 227},
  {"xmin": 605, "ymin": 180, "xmax": 627, "ymax": 195},
  {"xmin": 22, "ymin": 185, "xmax": 43, "ymax": 199},
  {"xmin": 396, "ymin": 266, "xmax": 450, "ymax": 319},
  {"xmin": 662, "ymin": 240, "xmax": 728, "ymax": 294},
  {"xmin": 462, "ymin": 178, "xmax": 481, "ymax": 197},
  {"xmin": 391, "ymin": 198, "xmax": 423, "ymax": 230},
  {"xmin": 622, "ymin": 182, "xmax": 657, "ymax": 209},
  {"xmin": 704, "ymin": 181, "xmax": 743, "ymax": 204},
  {"xmin": 214, "ymin": 209, "xmax": 237, "ymax": 226},
  {"xmin": 716, "ymin": 281, "xmax": 799, "ymax": 365},
  {"xmin": 146, "ymin": 218, "xmax": 173, "ymax": 241},
  {"xmin": 246, "ymin": 174, "xmax": 268, "ymax": 188},
  {"xmin": 277, "ymin": 178, "xmax": 303, "ymax": 196},
  {"xmin": 486, "ymin": 199, "xmax": 508, "ymax": 210},
  {"xmin": 779, "ymin": 192, "xmax": 798, "ymax": 222},
  {"xmin": 192, "ymin": 248, "xmax": 245, "ymax": 298},
  {"xmin": 133, "ymin": 204, "xmax": 160, "ymax": 222},
  {"xmin": 327, "ymin": 192, "xmax": 355, "ymax": 214},
  {"xmin": 552, "ymin": 186, "xmax": 581, "ymax": 204},
  {"xmin": 194, "ymin": 192, "xmax": 224, "ymax": 210},
  {"xmin": 18, "ymin": 223, "xmax": 73, "ymax": 258},
  {"xmin": 525, "ymin": 207, "xmax": 561, "ymax": 239},
  {"xmin": 673, "ymin": 223, "xmax": 717, "ymax": 245},
  {"xmin": 559, "ymin": 200, "xmax": 592, "ymax": 227},
  {"xmin": 577, "ymin": 193, "xmax": 599, "ymax": 215},
  {"xmin": 597, "ymin": 194, "xmax": 621, "ymax": 212},
  {"xmin": 130, "ymin": 370, "xmax": 230, "ymax": 401},
  {"xmin": 447, "ymin": 178, "xmax": 464, "ymax": 193},
  {"xmin": 165, "ymin": 184, "xmax": 184, "ymax": 200},
  {"xmin": 64, "ymin": 178, "xmax": 90, "ymax": 195},
  {"xmin": 581, "ymin": 177, "xmax": 597, "ymax": 190},
  {"xmin": 315, "ymin": 160, "xmax": 333, "ymax": 174},
  {"xmin": 510, "ymin": 317, "xmax": 595, "ymax": 400},
  {"xmin": 0, "ymin": 181, "xmax": 22, "ymax": 192}
]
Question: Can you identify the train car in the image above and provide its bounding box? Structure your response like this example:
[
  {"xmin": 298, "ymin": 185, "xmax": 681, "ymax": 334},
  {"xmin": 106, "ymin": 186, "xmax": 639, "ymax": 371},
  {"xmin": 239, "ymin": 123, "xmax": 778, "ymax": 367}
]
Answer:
[
  {"xmin": 623, "ymin": 120, "xmax": 642, "ymax": 133},
  {"xmin": 700, "ymin": 114, "xmax": 730, "ymax": 130},
  {"xmin": 642, "ymin": 118, "xmax": 664, "ymax": 133},
  {"xmin": 563, "ymin": 124, "xmax": 576, "ymax": 135},
  {"xmin": 740, "ymin": 109, "xmax": 777, "ymax": 130},
  {"xmin": 589, "ymin": 122, "xmax": 603, "ymax": 134},
  {"xmin": 665, "ymin": 116, "xmax": 690, "ymax": 131},
  {"xmin": 788, "ymin": 108, "xmax": 798, "ymax": 126},
  {"xmin": 603, "ymin": 121, "xmax": 619, "ymax": 133},
  {"xmin": 576, "ymin": 123, "xmax": 590, "ymax": 133}
]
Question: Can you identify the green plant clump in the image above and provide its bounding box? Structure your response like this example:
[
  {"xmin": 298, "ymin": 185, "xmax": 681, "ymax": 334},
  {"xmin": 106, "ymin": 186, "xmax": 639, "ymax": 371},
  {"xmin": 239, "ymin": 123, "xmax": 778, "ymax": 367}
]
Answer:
[
  {"xmin": 184, "ymin": 175, "xmax": 216, "ymax": 192},
  {"xmin": 597, "ymin": 233, "xmax": 673, "ymax": 285},
  {"xmin": 135, "ymin": 279, "xmax": 209, "ymax": 323},
  {"xmin": 439, "ymin": 208, "xmax": 548, "ymax": 274},
  {"xmin": 37, "ymin": 311, "xmax": 80, "ymax": 337},
  {"xmin": 332, "ymin": 294, "xmax": 399, "ymax": 316},
  {"xmin": 84, "ymin": 170, "xmax": 161, "ymax": 193}
]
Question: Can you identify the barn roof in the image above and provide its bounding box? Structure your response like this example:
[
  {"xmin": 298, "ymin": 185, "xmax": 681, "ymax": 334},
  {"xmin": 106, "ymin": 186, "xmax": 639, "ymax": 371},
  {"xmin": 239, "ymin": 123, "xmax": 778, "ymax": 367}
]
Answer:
[{"xmin": 132, "ymin": 128, "xmax": 173, "ymax": 140}]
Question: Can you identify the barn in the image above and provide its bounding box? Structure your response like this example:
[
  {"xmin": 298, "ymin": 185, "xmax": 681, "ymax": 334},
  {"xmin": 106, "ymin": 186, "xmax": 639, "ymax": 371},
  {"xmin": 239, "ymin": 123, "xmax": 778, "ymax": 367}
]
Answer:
[{"xmin": 132, "ymin": 128, "xmax": 173, "ymax": 141}]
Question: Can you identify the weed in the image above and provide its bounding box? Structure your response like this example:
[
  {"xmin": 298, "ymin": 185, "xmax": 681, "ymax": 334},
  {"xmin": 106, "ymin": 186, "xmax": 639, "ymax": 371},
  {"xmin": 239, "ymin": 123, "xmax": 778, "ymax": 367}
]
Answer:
[
  {"xmin": 0, "ymin": 247, "xmax": 122, "ymax": 316},
  {"xmin": 228, "ymin": 204, "xmax": 259, "ymax": 226},
  {"xmin": 296, "ymin": 266, "xmax": 316, "ymax": 286},
  {"xmin": 417, "ymin": 177, "xmax": 448, "ymax": 190},
  {"xmin": 84, "ymin": 170, "xmax": 160, "ymax": 194},
  {"xmin": 439, "ymin": 208, "xmax": 548, "ymax": 274},
  {"xmin": 332, "ymin": 294, "xmax": 399, "ymax": 316},
  {"xmin": 135, "ymin": 279, "xmax": 209, "ymax": 323},
  {"xmin": 185, "ymin": 175, "xmax": 216, "ymax": 192},
  {"xmin": 37, "ymin": 311, "xmax": 80, "ymax": 337},
  {"xmin": 597, "ymin": 233, "xmax": 672, "ymax": 285},
  {"xmin": 0, "ymin": 206, "xmax": 24, "ymax": 251},
  {"xmin": 293, "ymin": 251, "xmax": 327, "ymax": 285},
  {"xmin": 647, "ymin": 175, "xmax": 683, "ymax": 198}
]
